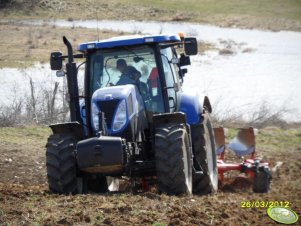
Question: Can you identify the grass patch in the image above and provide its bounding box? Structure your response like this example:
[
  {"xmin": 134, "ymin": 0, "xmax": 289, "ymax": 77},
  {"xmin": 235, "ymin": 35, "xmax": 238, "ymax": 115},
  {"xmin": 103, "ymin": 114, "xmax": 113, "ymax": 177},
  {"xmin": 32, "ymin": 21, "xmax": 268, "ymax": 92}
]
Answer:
[
  {"xmin": 0, "ymin": 125, "xmax": 51, "ymax": 146},
  {"xmin": 0, "ymin": 60, "xmax": 35, "ymax": 69},
  {"xmin": 1, "ymin": 0, "xmax": 301, "ymax": 31},
  {"xmin": 0, "ymin": 23, "xmax": 127, "ymax": 69},
  {"xmin": 257, "ymin": 127, "xmax": 301, "ymax": 152},
  {"xmin": 198, "ymin": 41, "xmax": 218, "ymax": 54},
  {"xmin": 1, "ymin": 1, "xmax": 300, "ymax": 67},
  {"xmin": 0, "ymin": 22, "xmax": 218, "ymax": 68}
]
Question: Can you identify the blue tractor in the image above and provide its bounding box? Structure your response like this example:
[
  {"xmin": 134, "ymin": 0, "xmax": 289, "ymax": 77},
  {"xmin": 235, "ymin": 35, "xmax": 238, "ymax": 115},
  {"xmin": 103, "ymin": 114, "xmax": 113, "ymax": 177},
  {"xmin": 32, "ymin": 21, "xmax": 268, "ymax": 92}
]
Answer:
[{"xmin": 47, "ymin": 33, "xmax": 218, "ymax": 195}]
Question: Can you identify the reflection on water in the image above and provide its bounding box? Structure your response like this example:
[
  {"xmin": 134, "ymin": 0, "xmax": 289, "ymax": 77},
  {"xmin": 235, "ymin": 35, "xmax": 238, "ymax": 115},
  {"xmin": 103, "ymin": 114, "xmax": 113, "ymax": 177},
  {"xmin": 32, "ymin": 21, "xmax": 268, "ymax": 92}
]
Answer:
[{"xmin": 1, "ymin": 20, "xmax": 301, "ymax": 121}]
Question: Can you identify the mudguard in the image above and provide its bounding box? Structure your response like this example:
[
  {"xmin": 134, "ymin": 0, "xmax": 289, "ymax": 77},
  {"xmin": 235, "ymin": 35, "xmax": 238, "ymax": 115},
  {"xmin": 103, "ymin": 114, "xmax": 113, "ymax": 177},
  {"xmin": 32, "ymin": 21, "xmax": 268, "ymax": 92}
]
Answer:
[
  {"xmin": 49, "ymin": 122, "xmax": 84, "ymax": 140},
  {"xmin": 179, "ymin": 91, "xmax": 202, "ymax": 125},
  {"xmin": 153, "ymin": 112, "xmax": 187, "ymax": 126}
]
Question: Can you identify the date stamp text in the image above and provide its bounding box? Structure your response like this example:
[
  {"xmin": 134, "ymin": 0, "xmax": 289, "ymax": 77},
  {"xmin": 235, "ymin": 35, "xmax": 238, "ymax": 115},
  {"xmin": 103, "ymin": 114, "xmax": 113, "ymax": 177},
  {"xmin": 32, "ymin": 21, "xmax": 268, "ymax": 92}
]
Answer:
[{"xmin": 241, "ymin": 201, "xmax": 290, "ymax": 208}]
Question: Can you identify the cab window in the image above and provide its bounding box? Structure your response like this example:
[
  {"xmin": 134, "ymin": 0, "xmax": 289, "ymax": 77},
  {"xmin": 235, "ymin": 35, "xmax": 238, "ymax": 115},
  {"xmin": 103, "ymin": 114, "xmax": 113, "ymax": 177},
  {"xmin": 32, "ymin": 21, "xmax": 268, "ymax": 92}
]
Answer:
[{"xmin": 160, "ymin": 47, "xmax": 180, "ymax": 112}]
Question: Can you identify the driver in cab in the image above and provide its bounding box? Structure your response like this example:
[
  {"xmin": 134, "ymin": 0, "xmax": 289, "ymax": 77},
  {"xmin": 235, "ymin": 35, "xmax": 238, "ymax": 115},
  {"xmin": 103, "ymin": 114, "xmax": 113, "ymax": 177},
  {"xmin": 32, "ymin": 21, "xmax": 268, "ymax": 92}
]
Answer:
[{"xmin": 116, "ymin": 59, "xmax": 141, "ymax": 85}]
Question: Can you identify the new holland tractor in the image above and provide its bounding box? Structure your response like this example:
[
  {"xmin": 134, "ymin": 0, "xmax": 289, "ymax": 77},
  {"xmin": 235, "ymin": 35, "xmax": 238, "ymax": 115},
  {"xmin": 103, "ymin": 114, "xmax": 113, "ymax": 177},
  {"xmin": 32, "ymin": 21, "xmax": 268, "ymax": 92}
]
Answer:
[{"xmin": 47, "ymin": 33, "xmax": 218, "ymax": 195}]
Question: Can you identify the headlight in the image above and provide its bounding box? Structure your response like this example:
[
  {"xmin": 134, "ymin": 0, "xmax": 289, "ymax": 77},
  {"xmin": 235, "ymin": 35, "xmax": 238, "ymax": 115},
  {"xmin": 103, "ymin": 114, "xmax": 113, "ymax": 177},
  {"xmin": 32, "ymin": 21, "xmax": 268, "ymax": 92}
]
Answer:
[
  {"xmin": 91, "ymin": 101, "xmax": 99, "ymax": 131},
  {"xmin": 112, "ymin": 99, "xmax": 127, "ymax": 132}
]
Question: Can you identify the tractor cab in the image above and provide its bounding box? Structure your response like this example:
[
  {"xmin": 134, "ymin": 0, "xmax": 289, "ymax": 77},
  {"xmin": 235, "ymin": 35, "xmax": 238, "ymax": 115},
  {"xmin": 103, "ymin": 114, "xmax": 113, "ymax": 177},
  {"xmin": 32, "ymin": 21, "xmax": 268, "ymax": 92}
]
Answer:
[{"xmin": 74, "ymin": 34, "xmax": 198, "ymax": 137}]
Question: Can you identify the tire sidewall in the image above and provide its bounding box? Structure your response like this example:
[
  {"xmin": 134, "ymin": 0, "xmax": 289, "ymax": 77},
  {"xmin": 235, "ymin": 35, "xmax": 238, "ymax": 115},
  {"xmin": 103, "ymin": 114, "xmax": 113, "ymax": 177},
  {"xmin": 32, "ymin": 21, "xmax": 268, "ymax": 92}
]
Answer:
[
  {"xmin": 203, "ymin": 114, "xmax": 218, "ymax": 191},
  {"xmin": 155, "ymin": 123, "xmax": 192, "ymax": 195},
  {"xmin": 182, "ymin": 126, "xmax": 193, "ymax": 194},
  {"xmin": 46, "ymin": 133, "xmax": 79, "ymax": 194}
]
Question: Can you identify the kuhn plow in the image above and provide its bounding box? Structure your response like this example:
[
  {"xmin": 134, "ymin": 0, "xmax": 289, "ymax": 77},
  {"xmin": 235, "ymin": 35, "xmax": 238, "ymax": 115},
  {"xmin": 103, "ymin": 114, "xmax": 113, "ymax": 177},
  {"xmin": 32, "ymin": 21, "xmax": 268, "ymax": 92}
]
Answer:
[{"xmin": 214, "ymin": 127, "xmax": 272, "ymax": 193}]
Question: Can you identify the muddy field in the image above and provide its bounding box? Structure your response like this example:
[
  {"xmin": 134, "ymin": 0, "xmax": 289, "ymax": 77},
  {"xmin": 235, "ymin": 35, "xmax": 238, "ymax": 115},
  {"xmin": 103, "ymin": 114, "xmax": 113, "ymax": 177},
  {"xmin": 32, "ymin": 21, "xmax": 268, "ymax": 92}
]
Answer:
[
  {"xmin": 0, "ymin": 1, "xmax": 301, "ymax": 225},
  {"xmin": 0, "ymin": 126, "xmax": 300, "ymax": 225}
]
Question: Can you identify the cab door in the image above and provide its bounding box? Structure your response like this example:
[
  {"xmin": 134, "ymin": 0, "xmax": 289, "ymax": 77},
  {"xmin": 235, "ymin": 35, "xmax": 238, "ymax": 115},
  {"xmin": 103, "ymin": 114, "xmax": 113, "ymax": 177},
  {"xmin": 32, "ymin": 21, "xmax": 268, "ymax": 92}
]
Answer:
[{"xmin": 159, "ymin": 47, "xmax": 181, "ymax": 112}]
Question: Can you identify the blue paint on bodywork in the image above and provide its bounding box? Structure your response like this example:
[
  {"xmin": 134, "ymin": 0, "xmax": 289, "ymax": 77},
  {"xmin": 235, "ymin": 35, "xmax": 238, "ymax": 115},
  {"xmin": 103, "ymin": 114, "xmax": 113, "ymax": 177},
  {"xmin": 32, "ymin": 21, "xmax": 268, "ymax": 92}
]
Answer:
[
  {"xmin": 79, "ymin": 99, "xmax": 89, "ymax": 136},
  {"xmin": 179, "ymin": 92, "xmax": 202, "ymax": 125},
  {"xmin": 78, "ymin": 34, "xmax": 181, "ymax": 51},
  {"xmin": 91, "ymin": 85, "xmax": 144, "ymax": 134}
]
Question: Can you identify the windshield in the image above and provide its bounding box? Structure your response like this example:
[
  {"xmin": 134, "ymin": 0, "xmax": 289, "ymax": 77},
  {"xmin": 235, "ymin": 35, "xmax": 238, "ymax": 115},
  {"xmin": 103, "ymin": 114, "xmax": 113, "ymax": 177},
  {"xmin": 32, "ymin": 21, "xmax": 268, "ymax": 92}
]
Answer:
[{"xmin": 89, "ymin": 45, "xmax": 165, "ymax": 114}]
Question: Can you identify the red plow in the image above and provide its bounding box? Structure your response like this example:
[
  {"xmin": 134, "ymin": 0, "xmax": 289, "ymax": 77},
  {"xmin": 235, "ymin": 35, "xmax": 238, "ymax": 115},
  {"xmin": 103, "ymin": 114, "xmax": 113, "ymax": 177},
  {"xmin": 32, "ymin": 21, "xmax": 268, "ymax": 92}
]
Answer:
[{"xmin": 214, "ymin": 127, "xmax": 272, "ymax": 193}]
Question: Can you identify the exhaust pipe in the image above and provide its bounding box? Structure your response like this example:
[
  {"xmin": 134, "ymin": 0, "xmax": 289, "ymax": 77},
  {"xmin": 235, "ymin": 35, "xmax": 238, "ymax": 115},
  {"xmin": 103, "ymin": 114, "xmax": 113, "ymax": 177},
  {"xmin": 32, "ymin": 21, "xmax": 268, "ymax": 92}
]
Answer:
[{"xmin": 63, "ymin": 36, "xmax": 82, "ymax": 124}]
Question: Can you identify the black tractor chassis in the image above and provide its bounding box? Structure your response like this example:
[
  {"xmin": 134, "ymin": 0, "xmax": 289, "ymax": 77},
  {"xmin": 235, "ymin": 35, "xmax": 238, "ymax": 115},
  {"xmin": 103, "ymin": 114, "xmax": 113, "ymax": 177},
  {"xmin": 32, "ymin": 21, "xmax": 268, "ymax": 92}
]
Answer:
[{"xmin": 76, "ymin": 136, "xmax": 127, "ymax": 175}]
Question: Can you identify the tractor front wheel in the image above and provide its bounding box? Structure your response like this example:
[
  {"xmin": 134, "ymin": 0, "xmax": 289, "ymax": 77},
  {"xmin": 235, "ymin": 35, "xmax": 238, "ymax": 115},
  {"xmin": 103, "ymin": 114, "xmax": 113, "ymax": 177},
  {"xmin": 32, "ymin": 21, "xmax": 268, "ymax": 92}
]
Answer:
[
  {"xmin": 155, "ymin": 123, "xmax": 192, "ymax": 195},
  {"xmin": 46, "ymin": 134, "xmax": 79, "ymax": 195}
]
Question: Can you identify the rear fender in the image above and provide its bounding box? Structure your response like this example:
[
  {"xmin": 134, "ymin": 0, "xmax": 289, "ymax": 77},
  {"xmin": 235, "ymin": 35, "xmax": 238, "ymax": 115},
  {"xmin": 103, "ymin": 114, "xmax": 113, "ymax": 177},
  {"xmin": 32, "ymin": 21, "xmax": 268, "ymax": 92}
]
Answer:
[
  {"xmin": 153, "ymin": 112, "xmax": 187, "ymax": 126},
  {"xmin": 153, "ymin": 112, "xmax": 194, "ymax": 168},
  {"xmin": 49, "ymin": 122, "xmax": 84, "ymax": 140},
  {"xmin": 179, "ymin": 92, "xmax": 202, "ymax": 125},
  {"xmin": 153, "ymin": 112, "xmax": 192, "ymax": 146}
]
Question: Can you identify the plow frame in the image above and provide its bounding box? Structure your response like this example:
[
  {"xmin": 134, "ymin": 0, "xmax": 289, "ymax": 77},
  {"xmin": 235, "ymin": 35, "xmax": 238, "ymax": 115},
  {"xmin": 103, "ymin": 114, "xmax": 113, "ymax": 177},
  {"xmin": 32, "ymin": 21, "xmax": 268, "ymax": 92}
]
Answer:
[{"xmin": 214, "ymin": 127, "xmax": 271, "ymax": 184}]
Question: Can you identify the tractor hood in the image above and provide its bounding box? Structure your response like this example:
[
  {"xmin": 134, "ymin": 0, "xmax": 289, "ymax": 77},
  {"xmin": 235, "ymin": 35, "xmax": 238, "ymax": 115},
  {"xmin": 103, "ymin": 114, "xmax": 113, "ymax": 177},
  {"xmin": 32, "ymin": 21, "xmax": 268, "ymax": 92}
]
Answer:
[{"xmin": 91, "ymin": 84, "xmax": 145, "ymax": 135}]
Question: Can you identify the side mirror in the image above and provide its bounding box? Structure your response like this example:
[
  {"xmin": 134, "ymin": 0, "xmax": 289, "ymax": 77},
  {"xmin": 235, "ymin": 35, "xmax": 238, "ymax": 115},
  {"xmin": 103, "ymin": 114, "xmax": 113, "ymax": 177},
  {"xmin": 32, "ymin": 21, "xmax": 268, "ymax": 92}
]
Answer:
[
  {"xmin": 179, "ymin": 54, "xmax": 191, "ymax": 66},
  {"xmin": 184, "ymin": 37, "xmax": 198, "ymax": 55},
  {"xmin": 50, "ymin": 52, "xmax": 63, "ymax": 70}
]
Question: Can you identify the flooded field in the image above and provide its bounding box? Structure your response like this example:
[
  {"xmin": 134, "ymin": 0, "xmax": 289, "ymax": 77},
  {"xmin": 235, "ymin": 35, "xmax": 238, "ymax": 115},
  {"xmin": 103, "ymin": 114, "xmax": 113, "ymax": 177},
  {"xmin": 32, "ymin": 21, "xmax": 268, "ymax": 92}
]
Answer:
[{"xmin": 1, "ymin": 19, "xmax": 301, "ymax": 121}]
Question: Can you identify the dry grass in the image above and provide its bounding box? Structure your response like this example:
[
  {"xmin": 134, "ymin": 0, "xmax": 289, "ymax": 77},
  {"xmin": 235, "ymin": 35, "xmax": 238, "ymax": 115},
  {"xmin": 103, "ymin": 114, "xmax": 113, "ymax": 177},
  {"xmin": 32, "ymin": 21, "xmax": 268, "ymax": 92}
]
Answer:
[
  {"xmin": 0, "ymin": 22, "xmax": 125, "ymax": 68},
  {"xmin": 1, "ymin": 0, "xmax": 301, "ymax": 31}
]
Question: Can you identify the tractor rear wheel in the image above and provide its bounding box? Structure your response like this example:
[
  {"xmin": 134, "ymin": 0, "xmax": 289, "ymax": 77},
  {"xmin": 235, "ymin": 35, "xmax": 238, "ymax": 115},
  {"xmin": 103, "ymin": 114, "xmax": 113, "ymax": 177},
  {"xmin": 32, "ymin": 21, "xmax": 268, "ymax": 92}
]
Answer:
[
  {"xmin": 253, "ymin": 167, "xmax": 271, "ymax": 193},
  {"xmin": 192, "ymin": 114, "xmax": 218, "ymax": 195},
  {"xmin": 155, "ymin": 123, "xmax": 192, "ymax": 195},
  {"xmin": 46, "ymin": 134, "xmax": 79, "ymax": 195}
]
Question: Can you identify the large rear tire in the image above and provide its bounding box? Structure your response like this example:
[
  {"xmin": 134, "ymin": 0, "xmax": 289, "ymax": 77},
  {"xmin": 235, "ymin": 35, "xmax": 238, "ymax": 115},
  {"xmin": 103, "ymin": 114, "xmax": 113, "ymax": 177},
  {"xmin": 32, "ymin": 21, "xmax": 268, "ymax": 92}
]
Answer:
[
  {"xmin": 155, "ymin": 123, "xmax": 192, "ymax": 195},
  {"xmin": 192, "ymin": 114, "xmax": 218, "ymax": 195},
  {"xmin": 46, "ymin": 134, "xmax": 79, "ymax": 195}
]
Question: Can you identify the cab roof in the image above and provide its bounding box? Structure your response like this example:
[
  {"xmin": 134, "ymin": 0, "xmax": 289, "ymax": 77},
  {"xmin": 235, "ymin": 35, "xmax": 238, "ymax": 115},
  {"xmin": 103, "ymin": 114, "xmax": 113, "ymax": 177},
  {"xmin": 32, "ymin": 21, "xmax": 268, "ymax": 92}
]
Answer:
[{"xmin": 78, "ymin": 34, "xmax": 181, "ymax": 52}]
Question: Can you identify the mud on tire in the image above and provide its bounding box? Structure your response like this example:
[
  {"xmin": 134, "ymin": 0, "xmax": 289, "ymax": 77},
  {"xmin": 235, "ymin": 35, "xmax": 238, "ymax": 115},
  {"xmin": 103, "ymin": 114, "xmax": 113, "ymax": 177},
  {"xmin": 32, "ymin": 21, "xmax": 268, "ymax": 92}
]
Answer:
[
  {"xmin": 253, "ymin": 167, "xmax": 272, "ymax": 193},
  {"xmin": 155, "ymin": 123, "xmax": 192, "ymax": 195},
  {"xmin": 191, "ymin": 114, "xmax": 218, "ymax": 195},
  {"xmin": 46, "ymin": 134, "xmax": 78, "ymax": 195}
]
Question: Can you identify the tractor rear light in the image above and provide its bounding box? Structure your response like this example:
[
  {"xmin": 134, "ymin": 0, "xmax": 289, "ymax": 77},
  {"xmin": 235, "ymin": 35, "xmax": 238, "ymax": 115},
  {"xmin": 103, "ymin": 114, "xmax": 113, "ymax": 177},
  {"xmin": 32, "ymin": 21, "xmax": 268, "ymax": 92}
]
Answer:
[{"xmin": 112, "ymin": 99, "xmax": 127, "ymax": 132}]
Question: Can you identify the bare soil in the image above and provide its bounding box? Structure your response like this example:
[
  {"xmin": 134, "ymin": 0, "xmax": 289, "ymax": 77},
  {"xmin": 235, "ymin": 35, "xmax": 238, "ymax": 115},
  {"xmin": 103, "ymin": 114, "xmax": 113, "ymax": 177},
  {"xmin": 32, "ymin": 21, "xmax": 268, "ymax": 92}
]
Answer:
[{"xmin": 0, "ymin": 126, "xmax": 300, "ymax": 225}]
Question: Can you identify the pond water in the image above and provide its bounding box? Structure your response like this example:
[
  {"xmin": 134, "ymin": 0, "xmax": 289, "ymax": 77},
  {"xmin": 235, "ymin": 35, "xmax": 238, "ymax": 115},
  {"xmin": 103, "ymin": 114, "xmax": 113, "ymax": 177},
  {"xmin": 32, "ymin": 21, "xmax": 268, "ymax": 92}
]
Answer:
[{"xmin": 1, "ymin": 19, "xmax": 301, "ymax": 121}]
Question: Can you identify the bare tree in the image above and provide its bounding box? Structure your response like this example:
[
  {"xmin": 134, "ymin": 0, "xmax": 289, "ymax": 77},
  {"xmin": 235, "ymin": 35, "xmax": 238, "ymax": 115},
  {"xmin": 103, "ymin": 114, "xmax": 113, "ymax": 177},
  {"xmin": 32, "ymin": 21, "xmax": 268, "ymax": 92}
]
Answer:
[{"xmin": 47, "ymin": 81, "xmax": 59, "ymax": 122}]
